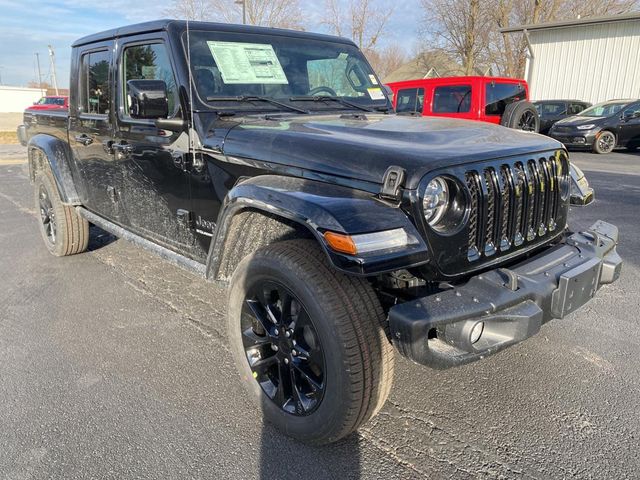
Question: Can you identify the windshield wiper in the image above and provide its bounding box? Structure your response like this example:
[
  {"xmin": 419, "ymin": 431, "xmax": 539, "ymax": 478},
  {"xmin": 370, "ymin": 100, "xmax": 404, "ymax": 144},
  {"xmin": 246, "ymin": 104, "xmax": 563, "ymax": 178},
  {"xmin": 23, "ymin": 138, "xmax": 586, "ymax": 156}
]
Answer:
[
  {"xmin": 206, "ymin": 95, "xmax": 309, "ymax": 114},
  {"xmin": 289, "ymin": 96, "xmax": 373, "ymax": 112}
]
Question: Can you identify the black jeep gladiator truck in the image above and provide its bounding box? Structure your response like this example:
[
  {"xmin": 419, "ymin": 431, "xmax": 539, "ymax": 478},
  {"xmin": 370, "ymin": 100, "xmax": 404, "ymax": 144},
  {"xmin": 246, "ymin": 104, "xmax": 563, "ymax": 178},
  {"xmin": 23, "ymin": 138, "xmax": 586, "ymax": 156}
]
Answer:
[{"xmin": 18, "ymin": 20, "xmax": 621, "ymax": 445}]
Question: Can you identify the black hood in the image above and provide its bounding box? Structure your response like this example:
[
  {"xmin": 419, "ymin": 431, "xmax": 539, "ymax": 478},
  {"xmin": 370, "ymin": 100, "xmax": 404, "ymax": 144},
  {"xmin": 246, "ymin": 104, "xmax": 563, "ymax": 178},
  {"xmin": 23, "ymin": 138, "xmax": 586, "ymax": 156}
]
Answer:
[
  {"xmin": 204, "ymin": 113, "xmax": 562, "ymax": 189},
  {"xmin": 554, "ymin": 115, "xmax": 606, "ymax": 127}
]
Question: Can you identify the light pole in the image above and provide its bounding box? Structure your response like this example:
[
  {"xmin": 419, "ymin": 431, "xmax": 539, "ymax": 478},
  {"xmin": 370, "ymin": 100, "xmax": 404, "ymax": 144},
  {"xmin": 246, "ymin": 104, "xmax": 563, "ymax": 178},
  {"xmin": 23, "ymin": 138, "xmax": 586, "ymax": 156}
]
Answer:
[
  {"xmin": 234, "ymin": 0, "xmax": 246, "ymax": 24},
  {"xmin": 48, "ymin": 45, "xmax": 59, "ymax": 95}
]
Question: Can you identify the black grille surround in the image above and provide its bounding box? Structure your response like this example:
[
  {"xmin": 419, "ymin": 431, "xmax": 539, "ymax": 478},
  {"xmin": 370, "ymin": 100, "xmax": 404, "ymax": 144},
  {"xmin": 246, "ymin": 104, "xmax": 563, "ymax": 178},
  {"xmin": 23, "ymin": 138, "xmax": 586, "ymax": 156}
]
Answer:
[{"xmin": 413, "ymin": 150, "xmax": 570, "ymax": 278}]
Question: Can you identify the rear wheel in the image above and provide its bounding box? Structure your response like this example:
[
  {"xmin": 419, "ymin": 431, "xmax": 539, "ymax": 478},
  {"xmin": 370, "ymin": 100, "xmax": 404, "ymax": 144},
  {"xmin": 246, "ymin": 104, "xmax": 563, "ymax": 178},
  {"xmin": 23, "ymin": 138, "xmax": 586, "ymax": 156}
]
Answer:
[
  {"xmin": 227, "ymin": 239, "xmax": 394, "ymax": 445},
  {"xmin": 594, "ymin": 131, "xmax": 616, "ymax": 154},
  {"xmin": 501, "ymin": 101, "xmax": 540, "ymax": 133},
  {"xmin": 34, "ymin": 171, "xmax": 89, "ymax": 256}
]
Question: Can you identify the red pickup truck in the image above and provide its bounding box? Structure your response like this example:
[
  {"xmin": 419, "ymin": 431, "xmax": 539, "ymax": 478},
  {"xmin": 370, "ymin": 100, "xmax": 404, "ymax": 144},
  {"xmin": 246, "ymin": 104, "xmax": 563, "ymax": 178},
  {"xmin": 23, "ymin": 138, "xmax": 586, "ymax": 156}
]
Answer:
[{"xmin": 387, "ymin": 76, "xmax": 540, "ymax": 133}]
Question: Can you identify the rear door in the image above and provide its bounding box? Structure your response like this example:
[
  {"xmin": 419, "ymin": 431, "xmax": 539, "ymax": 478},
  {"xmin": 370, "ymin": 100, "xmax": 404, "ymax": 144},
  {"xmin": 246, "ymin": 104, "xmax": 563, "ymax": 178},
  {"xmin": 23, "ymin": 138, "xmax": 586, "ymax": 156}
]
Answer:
[
  {"xmin": 428, "ymin": 83, "xmax": 474, "ymax": 120},
  {"xmin": 68, "ymin": 42, "xmax": 123, "ymax": 222},
  {"xmin": 113, "ymin": 33, "xmax": 195, "ymax": 254}
]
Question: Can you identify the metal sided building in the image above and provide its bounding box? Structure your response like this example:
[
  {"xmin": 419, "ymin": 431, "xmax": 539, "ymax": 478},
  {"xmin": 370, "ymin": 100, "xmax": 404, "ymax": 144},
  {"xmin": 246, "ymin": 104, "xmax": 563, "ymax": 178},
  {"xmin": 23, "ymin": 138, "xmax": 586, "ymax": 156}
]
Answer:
[{"xmin": 502, "ymin": 13, "xmax": 640, "ymax": 104}]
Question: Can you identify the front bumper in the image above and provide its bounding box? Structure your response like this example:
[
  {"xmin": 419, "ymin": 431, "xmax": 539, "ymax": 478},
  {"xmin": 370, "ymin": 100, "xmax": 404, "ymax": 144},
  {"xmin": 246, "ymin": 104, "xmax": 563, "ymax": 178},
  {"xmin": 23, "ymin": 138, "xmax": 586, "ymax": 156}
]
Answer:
[
  {"xmin": 389, "ymin": 221, "xmax": 622, "ymax": 369},
  {"xmin": 548, "ymin": 130, "xmax": 597, "ymax": 149}
]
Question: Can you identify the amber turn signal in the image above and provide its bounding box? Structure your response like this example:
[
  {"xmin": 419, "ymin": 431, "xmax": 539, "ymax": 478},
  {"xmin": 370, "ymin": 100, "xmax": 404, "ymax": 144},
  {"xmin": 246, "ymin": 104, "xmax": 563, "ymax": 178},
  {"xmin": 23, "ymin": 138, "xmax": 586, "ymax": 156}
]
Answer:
[{"xmin": 323, "ymin": 231, "xmax": 358, "ymax": 255}]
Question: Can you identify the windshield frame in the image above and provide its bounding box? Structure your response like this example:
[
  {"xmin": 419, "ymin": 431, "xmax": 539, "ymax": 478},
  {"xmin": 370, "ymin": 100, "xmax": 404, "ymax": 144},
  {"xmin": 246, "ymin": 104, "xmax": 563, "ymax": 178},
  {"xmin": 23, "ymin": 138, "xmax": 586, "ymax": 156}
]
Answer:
[{"xmin": 180, "ymin": 29, "xmax": 391, "ymax": 114}]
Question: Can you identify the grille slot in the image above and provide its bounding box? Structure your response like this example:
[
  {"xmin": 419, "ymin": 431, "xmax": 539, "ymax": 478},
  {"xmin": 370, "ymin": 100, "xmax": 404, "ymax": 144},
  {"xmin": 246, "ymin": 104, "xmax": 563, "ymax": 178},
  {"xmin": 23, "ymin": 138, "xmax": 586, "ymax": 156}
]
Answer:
[{"xmin": 466, "ymin": 156, "xmax": 566, "ymax": 262}]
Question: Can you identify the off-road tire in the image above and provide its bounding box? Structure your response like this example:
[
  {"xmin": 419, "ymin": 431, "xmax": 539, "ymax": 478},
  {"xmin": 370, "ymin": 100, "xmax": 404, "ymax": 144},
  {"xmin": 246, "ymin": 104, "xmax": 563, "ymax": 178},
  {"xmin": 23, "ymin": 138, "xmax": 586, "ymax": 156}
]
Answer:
[
  {"xmin": 501, "ymin": 100, "xmax": 540, "ymax": 133},
  {"xmin": 594, "ymin": 131, "xmax": 616, "ymax": 154},
  {"xmin": 227, "ymin": 239, "xmax": 394, "ymax": 445},
  {"xmin": 34, "ymin": 170, "xmax": 89, "ymax": 256}
]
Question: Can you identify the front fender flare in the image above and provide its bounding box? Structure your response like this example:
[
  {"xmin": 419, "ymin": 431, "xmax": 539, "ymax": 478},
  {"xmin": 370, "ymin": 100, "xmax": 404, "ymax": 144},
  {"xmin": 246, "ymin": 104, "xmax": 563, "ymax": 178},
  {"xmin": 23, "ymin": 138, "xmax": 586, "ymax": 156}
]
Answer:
[
  {"xmin": 28, "ymin": 134, "xmax": 81, "ymax": 204},
  {"xmin": 206, "ymin": 175, "xmax": 430, "ymax": 277}
]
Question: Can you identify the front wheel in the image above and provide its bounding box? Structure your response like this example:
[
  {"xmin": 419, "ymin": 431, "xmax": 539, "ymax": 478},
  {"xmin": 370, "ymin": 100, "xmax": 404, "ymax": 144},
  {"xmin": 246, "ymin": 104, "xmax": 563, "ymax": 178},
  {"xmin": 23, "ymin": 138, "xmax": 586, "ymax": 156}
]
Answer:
[
  {"xmin": 594, "ymin": 131, "xmax": 616, "ymax": 154},
  {"xmin": 227, "ymin": 239, "xmax": 394, "ymax": 445}
]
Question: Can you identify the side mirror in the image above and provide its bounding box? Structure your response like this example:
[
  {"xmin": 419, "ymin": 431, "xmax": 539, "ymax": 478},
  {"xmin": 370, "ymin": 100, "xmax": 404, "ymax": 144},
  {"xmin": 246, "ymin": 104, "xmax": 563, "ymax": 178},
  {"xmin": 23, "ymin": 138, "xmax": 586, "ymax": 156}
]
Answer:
[
  {"xmin": 569, "ymin": 163, "xmax": 594, "ymax": 206},
  {"xmin": 127, "ymin": 79, "xmax": 169, "ymax": 120}
]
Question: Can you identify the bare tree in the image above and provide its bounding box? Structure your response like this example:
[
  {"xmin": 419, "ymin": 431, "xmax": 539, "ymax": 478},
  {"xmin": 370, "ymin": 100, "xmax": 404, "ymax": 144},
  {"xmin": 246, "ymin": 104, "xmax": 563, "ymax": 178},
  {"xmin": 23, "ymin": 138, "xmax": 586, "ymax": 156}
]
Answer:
[
  {"xmin": 322, "ymin": 0, "xmax": 394, "ymax": 51},
  {"xmin": 365, "ymin": 43, "xmax": 409, "ymax": 80},
  {"xmin": 164, "ymin": 0, "xmax": 212, "ymax": 21},
  {"xmin": 165, "ymin": 0, "xmax": 303, "ymax": 28},
  {"xmin": 489, "ymin": 0, "xmax": 640, "ymax": 77},
  {"xmin": 420, "ymin": 0, "xmax": 492, "ymax": 75}
]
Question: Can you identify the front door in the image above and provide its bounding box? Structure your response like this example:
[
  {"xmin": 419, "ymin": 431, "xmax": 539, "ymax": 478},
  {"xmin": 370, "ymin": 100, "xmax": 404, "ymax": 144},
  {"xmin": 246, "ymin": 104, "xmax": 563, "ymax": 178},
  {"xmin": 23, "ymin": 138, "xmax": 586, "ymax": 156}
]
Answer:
[
  {"xmin": 68, "ymin": 42, "xmax": 123, "ymax": 223},
  {"xmin": 619, "ymin": 102, "xmax": 640, "ymax": 148},
  {"xmin": 114, "ymin": 35, "xmax": 195, "ymax": 255}
]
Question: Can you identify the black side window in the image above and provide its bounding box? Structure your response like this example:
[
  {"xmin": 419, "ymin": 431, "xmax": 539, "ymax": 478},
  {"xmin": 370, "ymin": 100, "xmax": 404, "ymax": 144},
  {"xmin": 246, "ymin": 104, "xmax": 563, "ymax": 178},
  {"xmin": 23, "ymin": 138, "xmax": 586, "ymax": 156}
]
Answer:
[
  {"xmin": 80, "ymin": 50, "xmax": 110, "ymax": 115},
  {"xmin": 568, "ymin": 103, "xmax": 585, "ymax": 115},
  {"xmin": 433, "ymin": 85, "xmax": 471, "ymax": 113},
  {"xmin": 395, "ymin": 88, "xmax": 424, "ymax": 113},
  {"xmin": 485, "ymin": 83, "xmax": 526, "ymax": 116},
  {"xmin": 121, "ymin": 43, "xmax": 179, "ymax": 117}
]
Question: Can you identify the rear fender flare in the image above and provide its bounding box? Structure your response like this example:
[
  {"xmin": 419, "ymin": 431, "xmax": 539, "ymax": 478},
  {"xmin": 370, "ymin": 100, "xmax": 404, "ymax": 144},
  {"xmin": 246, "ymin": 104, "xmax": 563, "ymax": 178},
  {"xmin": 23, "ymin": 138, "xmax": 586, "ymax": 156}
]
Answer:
[{"xmin": 28, "ymin": 134, "xmax": 81, "ymax": 205}]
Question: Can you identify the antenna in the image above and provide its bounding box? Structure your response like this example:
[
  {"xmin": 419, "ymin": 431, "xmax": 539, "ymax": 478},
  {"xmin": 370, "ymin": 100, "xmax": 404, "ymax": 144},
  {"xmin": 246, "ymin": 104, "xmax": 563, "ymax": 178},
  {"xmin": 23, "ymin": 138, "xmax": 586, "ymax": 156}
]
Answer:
[{"xmin": 186, "ymin": 19, "xmax": 195, "ymax": 154}]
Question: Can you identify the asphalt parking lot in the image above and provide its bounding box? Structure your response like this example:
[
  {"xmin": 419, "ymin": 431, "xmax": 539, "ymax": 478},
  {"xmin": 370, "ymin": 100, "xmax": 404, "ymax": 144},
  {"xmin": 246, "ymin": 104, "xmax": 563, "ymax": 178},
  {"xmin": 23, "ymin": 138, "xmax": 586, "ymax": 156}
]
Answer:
[{"xmin": 1, "ymin": 146, "xmax": 639, "ymax": 479}]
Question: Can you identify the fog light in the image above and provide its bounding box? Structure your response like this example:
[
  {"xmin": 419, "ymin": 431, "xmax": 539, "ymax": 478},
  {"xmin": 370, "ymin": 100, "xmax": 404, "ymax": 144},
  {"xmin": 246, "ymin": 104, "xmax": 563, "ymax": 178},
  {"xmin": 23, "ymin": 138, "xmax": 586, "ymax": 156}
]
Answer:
[{"xmin": 470, "ymin": 321, "xmax": 484, "ymax": 344}]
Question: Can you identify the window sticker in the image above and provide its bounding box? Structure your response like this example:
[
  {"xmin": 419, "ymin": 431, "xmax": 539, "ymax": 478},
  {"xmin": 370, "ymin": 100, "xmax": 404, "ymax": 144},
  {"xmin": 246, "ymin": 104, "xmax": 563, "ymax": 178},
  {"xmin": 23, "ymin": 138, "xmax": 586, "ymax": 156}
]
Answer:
[
  {"xmin": 206, "ymin": 41, "xmax": 288, "ymax": 84},
  {"xmin": 368, "ymin": 74, "xmax": 379, "ymax": 85},
  {"xmin": 367, "ymin": 87, "xmax": 385, "ymax": 100}
]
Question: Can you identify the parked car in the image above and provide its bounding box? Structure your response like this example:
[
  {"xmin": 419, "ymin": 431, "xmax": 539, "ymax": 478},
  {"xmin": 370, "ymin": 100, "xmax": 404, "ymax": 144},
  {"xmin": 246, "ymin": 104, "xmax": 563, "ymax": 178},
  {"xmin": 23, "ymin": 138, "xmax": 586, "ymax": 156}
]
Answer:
[
  {"xmin": 533, "ymin": 100, "xmax": 591, "ymax": 135},
  {"xmin": 386, "ymin": 76, "xmax": 540, "ymax": 132},
  {"xmin": 27, "ymin": 95, "xmax": 68, "ymax": 111},
  {"xmin": 548, "ymin": 99, "xmax": 640, "ymax": 153},
  {"xmin": 18, "ymin": 20, "xmax": 621, "ymax": 445}
]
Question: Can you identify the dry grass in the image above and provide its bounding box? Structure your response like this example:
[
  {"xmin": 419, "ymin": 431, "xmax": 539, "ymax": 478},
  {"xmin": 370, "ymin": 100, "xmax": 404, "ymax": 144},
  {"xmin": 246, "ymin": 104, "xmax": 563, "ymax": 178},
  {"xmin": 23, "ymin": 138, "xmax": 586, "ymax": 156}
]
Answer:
[{"xmin": 0, "ymin": 131, "xmax": 19, "ymax": 144}]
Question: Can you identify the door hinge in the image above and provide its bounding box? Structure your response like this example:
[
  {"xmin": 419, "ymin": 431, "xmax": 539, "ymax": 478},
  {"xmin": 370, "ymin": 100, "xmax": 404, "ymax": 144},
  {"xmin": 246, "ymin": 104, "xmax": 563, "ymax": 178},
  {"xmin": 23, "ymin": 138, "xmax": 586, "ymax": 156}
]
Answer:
[{"xmin": 380, "ymin": 166, "xmax": 406, "ymax": 201}]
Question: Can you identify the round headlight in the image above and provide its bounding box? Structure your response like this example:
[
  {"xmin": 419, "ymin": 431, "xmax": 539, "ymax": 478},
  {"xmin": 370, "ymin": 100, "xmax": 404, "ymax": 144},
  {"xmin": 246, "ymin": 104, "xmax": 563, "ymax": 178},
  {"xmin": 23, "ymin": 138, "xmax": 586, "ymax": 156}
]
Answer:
[{"xmin": 423, "ymin": 177, "xmax": 450, "ymax": 225}]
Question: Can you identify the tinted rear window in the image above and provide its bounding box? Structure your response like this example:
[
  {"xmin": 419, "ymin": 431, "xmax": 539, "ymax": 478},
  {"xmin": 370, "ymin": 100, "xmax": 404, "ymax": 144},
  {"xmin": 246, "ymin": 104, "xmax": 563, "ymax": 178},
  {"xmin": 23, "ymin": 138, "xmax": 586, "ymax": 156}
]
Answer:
[
  {"xmin": 80, "ymin": 50, "xmax": 110, "ymax": 115},
  {"xmin": 485, "ymin": 82, "xmax": 526, "ymax": 116}
]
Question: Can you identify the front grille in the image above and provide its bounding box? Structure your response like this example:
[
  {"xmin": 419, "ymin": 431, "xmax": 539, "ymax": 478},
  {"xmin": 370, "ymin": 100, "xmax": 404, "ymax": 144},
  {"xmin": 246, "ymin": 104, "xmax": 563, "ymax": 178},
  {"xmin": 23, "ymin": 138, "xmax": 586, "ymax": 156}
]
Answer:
[{"xmin": 465, "ymin": 155, "xmax": 567, "ymax": 262}]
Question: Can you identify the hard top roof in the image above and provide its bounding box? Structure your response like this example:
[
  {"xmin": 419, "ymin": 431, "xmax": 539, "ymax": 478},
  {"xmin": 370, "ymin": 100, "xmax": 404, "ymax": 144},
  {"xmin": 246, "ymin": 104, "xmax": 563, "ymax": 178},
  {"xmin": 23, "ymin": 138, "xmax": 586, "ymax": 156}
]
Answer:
[{"xmin": 73, "ymin": 19, "xmax": 356, "ymax": 48}]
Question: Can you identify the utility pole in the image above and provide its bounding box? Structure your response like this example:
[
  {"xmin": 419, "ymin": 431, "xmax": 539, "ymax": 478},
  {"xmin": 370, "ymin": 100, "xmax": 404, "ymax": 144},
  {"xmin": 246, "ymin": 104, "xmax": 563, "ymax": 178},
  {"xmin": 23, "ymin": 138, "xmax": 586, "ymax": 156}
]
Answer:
[
  {"xmin": 234, "ymin": 0, "xmax": 246, "ymax": 24},
  {"xmin": 35, "ymin": 53, "xmax": 44, "ymax": 95},
  {"xmin": 48, "ymin": 45, "xmax": 59, "ymax": 95}
]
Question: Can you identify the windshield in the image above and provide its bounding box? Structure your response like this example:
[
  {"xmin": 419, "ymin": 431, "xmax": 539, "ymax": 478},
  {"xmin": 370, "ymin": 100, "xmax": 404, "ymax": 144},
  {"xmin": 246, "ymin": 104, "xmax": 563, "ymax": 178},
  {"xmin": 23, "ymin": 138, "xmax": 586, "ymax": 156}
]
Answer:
[
  {"xmin": 185, "ymin": 30, "xmax": 388, "ymax": 112},
  {"xmin": 579, "ymin": 102, "xmax": 628, "ymax": 117},
  {"xmin": 533, "ymin": 102, "xmax": 565, "ymax": 115},
  {"xmin": 37, "ymin": 97, "xmax": 65, "ymax": 105}
]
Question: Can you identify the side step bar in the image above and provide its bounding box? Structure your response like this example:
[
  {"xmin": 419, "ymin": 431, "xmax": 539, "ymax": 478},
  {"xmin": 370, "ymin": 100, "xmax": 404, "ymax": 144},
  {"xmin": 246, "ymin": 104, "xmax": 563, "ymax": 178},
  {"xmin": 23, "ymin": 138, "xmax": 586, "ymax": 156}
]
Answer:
[{"xmin": 76, "ymin": 207, "xmax": 207, "ymax": 277}]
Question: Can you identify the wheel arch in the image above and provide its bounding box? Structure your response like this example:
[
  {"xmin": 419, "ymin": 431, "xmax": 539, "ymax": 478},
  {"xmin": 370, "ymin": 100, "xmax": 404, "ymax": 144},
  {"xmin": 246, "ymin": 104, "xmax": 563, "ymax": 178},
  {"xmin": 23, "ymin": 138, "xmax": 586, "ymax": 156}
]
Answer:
[
  {"xmin": 28, "ymin": 134, "xmax": 81, "ymax": 205},
  {"xmin": 205, "ymin": 175, "xmax": 429, "ymax": 280}
]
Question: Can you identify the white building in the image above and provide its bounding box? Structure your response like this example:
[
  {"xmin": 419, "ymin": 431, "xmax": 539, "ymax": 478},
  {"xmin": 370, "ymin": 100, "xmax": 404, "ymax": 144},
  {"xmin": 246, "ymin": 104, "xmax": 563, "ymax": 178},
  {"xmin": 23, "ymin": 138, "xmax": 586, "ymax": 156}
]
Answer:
[
  {"xmin": 0, "ymin": 86, "xmax": 44, "ymax": 113},
  {"xmin": 502, "ymin": 13, "xmax": 640, "ymax": 104}
]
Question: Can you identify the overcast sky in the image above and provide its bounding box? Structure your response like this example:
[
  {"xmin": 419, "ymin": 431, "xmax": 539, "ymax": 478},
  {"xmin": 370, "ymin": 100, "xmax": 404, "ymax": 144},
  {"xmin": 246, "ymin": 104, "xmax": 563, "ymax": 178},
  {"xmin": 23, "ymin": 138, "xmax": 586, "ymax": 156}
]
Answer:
[{"xmin": 0, "ymin": 0, "xmax": 421, "ymax": 88}]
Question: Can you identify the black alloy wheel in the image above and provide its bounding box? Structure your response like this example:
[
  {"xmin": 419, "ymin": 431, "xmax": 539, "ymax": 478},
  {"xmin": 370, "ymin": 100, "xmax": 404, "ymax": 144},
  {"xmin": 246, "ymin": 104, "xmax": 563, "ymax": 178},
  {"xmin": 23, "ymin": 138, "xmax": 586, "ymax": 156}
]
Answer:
[
  {"xmin": 38, "ymin": 183, "xmax": 57, "ymax": 245},
  {"xmin": 517, "ymin": 110, "xmax": 538, "ymax": 132},
  {"xmin": 595, "ymin": 131, "xmax": 616, "ymax": 154},
  {"xmin": 241, "ymin": 280, "xmax": 326, "ymax": 416}
]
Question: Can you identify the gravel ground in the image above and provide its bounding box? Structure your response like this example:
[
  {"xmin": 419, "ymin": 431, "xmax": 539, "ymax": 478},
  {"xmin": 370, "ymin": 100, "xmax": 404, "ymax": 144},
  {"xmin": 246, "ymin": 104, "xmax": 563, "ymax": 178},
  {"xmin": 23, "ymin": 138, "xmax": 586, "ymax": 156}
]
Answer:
[{"xmin": 0, "ymin": 146, "xmax": 639, "ymax": 479}]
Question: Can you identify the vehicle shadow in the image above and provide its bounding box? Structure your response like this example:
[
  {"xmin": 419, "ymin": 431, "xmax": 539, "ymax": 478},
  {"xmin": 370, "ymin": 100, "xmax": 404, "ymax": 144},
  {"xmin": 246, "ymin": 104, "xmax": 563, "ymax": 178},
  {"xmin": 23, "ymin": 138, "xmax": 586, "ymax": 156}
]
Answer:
[
  {"xmin": 87, "ymin": 224, "xmax": 118, "ymax": 251},
  {"xmin": 259, "ymin": 425, "xmax": 362, "ymax": 479}
]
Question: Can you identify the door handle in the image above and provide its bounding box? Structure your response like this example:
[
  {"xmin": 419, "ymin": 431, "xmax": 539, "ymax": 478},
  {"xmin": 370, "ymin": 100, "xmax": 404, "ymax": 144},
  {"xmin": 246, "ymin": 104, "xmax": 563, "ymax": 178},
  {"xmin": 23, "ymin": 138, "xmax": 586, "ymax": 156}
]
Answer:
[
  {"xmin": 74, "ymin": 134, "xmax": 93, "ymax": 146},
  {"xmin": 112, "ymin": 141, "xmax": 133, "ymax": 159}
]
